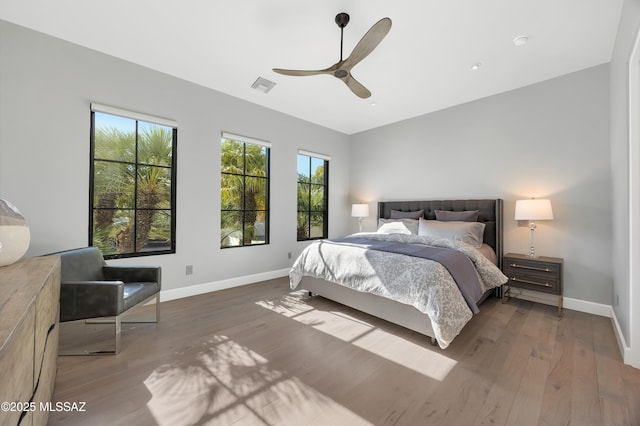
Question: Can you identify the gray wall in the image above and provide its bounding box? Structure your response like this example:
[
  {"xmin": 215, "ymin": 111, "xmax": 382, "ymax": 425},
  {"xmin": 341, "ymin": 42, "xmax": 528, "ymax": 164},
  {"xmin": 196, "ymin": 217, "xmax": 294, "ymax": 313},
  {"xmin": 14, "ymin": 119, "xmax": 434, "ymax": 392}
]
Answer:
[
  {"xmin": 0, "ymin": 20, "xmax": 351, "ymax": 291},
  {"xmin": 350, "ymin": 65, "xmax": 612, "ymax": 305},
  {"xmin": 0, "ymin": 19, "xmax": 618, "ymax": 311},
  {"xmin": 610, "ymin": 0, "xmax": 640, "ymax": 354}
]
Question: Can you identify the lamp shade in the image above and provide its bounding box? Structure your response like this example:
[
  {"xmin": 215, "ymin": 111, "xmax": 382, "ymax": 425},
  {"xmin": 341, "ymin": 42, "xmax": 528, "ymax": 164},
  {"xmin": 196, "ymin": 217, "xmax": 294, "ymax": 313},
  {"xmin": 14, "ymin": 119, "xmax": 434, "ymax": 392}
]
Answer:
[
  {"xmin": 351, "ymin": 204, "xmax": 370, "ymax": 218},
  {"xmin": 514, "ymin": 199, "xmax": 554, "ymax": 221}
]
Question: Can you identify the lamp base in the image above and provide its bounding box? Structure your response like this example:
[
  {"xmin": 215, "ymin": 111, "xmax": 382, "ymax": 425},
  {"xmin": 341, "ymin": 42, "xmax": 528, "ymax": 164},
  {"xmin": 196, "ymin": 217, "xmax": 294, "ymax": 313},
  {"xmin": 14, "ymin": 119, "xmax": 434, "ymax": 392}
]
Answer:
[{"xmin": 528, "ymin": 222, "xmax": 537, "ymax": 258}]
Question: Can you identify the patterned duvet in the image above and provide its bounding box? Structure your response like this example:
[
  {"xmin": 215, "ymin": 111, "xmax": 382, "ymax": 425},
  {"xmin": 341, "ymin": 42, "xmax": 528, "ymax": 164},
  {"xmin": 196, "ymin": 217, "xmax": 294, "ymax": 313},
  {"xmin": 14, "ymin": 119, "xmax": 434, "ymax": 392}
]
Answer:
[{"xmin": 289, "ymin": 232, "xmax": 508, "ymax": 348}]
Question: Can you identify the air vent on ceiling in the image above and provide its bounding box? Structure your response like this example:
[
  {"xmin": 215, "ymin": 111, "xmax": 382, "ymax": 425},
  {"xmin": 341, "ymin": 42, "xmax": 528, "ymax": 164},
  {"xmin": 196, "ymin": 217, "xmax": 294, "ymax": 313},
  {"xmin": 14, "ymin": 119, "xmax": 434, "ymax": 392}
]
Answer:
[{"xmin": 251, "ymin": 77, "xmax": 276, "ymax": 93}]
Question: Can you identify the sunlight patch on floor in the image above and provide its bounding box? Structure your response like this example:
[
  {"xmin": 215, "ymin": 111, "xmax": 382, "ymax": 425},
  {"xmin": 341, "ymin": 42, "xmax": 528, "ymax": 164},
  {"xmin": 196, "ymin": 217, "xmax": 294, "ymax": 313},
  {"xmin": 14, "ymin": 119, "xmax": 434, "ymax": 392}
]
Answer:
[
  {"xmin": 255, "ymin": 295, "xmax": 457, "ymax": 381},
  {"xmin": 243, "ymin": 376, "xmax": 373, "ymax": 426},
  {"xmin": 351, "ymin": 328, "xmax": 457, "ymax": 381},
  {"xmin": 255, "ymin": 293, "xmax": 316, "ymax": 318},
  {"xmin": 144, "ymin": 335, "xmax": 372, "ymax": 425}
]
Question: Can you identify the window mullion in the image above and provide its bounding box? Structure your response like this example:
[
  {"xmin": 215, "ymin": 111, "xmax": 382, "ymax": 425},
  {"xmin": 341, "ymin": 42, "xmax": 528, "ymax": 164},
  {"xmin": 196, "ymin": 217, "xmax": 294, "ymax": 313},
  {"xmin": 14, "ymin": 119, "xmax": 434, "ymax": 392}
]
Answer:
[
  {"xmin": 133, "ymin": 120, "xmax": 139, "ymax": 252},
  {"xmin": 242, "ymin": 143, "xmax": 246, "ymax": 246},
  {"xmin": 307, "ymin": 158, "xmax": 312, "ymax": 239}
]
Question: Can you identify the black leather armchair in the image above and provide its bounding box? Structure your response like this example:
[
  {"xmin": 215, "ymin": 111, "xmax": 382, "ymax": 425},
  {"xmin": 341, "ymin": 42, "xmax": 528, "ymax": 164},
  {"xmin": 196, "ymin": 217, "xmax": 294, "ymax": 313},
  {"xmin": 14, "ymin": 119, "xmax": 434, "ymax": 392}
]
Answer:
[{"xmin": 56, "ymin": 247, "xmax": 161, "ymax": 354}]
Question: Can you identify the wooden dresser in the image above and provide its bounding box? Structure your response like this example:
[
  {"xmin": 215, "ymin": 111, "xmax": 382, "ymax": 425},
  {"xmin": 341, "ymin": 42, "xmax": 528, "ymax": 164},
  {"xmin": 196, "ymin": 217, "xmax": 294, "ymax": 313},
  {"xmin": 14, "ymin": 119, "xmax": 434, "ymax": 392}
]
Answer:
[{"xmin": 0, "ymin": 256, "xmax": 61, "ymax": 426}]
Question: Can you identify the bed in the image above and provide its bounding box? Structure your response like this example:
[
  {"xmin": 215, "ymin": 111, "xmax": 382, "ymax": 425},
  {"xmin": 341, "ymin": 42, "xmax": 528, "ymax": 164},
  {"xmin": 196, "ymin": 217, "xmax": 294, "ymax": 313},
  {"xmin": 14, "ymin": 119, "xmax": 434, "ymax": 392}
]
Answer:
[{"xmin": 289, "ymin": 199, "xmax": 507, "ymax": 348}]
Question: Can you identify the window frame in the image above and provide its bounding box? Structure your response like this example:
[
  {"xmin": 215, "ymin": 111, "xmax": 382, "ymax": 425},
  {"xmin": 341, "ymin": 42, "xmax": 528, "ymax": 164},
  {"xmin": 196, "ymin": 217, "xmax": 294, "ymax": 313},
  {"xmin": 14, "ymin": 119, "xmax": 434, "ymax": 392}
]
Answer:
[
  {"xmin": 89, "ymin": 104, "xmax": 177, "ymax": 259},
  {"xmin": 297, "ymin": 150, "xmax": 329, "ymax": 241},
  {"xmin": 220, "ymin": 132, "xmax": 271, "ymax": 249}
]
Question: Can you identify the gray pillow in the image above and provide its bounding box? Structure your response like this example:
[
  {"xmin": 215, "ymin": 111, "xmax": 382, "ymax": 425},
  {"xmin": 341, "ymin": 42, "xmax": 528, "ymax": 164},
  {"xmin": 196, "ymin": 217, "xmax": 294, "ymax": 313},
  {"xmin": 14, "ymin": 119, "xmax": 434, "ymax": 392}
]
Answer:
[
  {"xmin": 377, "ymin": 218, "xmax": 419, "ymax": 235},
  {"xmin": 435, "ymin": 209, "xmax": 479, "ymax": 222},
  {"xmin": 418, "ymin": 218, "xmax": 485, "ymax": 248},
  {"xmin": 390, "ymin": 209, "xmax": 424, "ymax": 220}
]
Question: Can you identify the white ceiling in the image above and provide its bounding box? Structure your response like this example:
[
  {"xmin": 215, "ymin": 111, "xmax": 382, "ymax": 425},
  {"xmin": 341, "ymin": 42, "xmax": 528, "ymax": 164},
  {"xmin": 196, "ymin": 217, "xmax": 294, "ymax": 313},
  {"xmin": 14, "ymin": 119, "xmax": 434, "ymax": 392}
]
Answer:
[{"xmin": 0, "ymin": 0, "xmax": 624, "ymax": 135}]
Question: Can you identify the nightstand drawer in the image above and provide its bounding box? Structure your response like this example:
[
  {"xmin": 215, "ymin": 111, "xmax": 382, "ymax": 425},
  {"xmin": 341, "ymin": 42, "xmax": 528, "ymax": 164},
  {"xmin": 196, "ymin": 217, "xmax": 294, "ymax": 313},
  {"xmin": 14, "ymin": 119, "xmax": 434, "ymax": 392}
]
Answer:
[
  {"xmin": 504, "ymin": 275, "xmax": 560, "ymax": 294},
  {"xmin": 503, "ymin": 254, "xmax": 563, "ymax": 296}
]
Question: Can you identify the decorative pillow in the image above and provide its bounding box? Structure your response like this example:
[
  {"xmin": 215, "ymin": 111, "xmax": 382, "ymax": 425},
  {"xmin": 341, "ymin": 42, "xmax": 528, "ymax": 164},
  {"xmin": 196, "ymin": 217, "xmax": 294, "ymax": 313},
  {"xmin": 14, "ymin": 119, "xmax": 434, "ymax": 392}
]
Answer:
[
  {"xmin": 435, "ymin": 209, "xmax": 480, "ymax": 222},
  {"xmin": 418, "ymin": 218, "xmax": 485, "ymax": 248},
  {"xmin": 377, "ymin": 218, "xmax": 419, "ymax": 235},
  {"xmin": 389, "ymin": 209, "xmax": 424, "ymax": 220}
]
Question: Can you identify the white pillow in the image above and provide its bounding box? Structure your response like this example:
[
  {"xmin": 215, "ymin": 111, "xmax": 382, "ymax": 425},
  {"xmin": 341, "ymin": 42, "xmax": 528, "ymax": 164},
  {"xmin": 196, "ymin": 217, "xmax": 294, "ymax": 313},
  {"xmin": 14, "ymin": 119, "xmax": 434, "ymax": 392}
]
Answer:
[
  {"xmin": 418, "ymin": 218, "xmax": 485, "ymax": 248},
  {"xmin": 377, "ymin": 218, "xmax": 419, "ymax": 235}
]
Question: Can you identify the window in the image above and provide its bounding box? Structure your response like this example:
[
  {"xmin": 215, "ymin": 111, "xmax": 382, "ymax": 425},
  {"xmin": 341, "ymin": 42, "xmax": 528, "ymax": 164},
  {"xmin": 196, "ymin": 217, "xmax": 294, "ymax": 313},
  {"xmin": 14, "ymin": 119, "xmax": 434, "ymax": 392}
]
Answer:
[
  {"xmin": 297, "ymin": 151, "xmax": 329, "ymax": 240},
  {"xmin": 90, "ymin": 104, "xmax": 177, "ymax": 259},
  {"xmin": 221, "ymin": 133, "xmax": 270, "ymax": 248}
]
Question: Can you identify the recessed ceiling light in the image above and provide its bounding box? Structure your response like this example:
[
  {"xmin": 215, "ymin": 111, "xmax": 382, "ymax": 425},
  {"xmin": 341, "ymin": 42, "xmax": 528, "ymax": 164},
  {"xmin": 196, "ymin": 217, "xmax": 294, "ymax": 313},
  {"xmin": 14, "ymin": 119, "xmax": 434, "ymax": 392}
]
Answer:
[
  {"xmin": 471, "ymin": 63, "xmax": 481, "ymax": 71},
  {"xmin": 251, "ymin": 77, "xmax": 276, "ymax": 93},
  {"xmin": 513, "ymin": 35, "xmax": 529, "ymax": 46},
  {"xmin": 370, "ymin": 101, "xmax": 377, "ymax": 107}
]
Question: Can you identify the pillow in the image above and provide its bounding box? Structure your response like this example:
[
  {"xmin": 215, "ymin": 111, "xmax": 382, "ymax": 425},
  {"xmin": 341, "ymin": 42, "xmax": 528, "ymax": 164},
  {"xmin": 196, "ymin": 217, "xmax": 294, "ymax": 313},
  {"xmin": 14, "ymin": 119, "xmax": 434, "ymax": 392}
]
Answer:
[
  {"xmin": 435, "ymin": 209, "xmax": 479, "ymax": 222},
  {"xmin": 477, "ymin": 244, "xmax": 498, "ymax": 265},
  {"xmin": 418, "ymin": 218, "xmax": 485, "ymax": 248},
  {"xmin": 377, "ymin": 218, "xmax": 419, "ymax": 235},
  {"xmin": 390, "ymin": 209, "xmax": 424, "ymax": 220}
]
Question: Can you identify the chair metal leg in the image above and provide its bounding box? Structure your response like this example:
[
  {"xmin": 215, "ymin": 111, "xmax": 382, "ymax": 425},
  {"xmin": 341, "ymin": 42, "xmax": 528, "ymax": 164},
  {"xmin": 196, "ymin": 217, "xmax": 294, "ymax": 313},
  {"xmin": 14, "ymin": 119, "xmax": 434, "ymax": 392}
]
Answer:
[
  {"xmin": 122, "ymin": 293, "xmax": 160, "ymax": 323},
  {"xmin": 59, "ymin": 314, "xmax": 122, "ymax": 355},
  {"xmin": 114, "ymin": 314, "xmax": 121, "ymax": 354},
  {"xmin": 155, "ymin": 293, "xmax": 160, "ymax": 322},
  {"xmin": 60, "ymin": 294, "xmax": 158, "ymax": 355}
]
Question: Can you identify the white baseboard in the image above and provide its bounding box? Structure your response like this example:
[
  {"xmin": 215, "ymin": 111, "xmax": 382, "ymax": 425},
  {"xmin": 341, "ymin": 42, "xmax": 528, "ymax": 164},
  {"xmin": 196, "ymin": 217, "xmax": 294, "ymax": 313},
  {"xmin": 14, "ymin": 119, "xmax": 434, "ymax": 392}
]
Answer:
[
  {"xmin": 610, "ymin": 308, "xmax": 630, "ymax": 364},
  {"xmin": 563, "ymin": 296, "xmax": 612, "ymax": 317},
  {"xmin": 159, "ymin": 272, "xmax": 639, "ymax": 366},
  {"xmin": 159, "ymin": 268, "xmax": 290, "ymax": 302},
  {"xmin": 507, "ymin": 288, "xmax": 612, "ymax": 318}
]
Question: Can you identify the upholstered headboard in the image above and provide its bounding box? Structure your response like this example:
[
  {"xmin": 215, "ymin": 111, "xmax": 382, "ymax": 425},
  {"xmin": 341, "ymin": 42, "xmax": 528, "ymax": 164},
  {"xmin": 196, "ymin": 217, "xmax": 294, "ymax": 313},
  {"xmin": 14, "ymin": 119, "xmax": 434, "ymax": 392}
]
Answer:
[{"xmin": 378, "ymin": 199, "xmax": 503, "ymax": 268}]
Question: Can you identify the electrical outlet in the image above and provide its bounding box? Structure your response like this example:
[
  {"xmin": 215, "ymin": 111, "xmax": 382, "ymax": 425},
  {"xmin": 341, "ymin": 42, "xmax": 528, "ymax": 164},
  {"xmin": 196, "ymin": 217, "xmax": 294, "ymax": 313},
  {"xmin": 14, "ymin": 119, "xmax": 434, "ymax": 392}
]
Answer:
[
  {"xmin": 186, "ymin": 264, "xmax": 193, "ymax": 275},
  {"xmin": 287, "ymin": 252, "xmax": 292, "ymax": 259}
]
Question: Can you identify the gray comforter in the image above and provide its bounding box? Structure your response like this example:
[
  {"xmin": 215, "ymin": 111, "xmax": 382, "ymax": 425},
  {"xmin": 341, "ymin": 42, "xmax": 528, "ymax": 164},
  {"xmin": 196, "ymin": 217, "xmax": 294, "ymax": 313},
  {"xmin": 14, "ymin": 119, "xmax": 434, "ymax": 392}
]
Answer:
[{"xmin": 289, "ymin": 232, "xmax": 508, "ymax": 348}]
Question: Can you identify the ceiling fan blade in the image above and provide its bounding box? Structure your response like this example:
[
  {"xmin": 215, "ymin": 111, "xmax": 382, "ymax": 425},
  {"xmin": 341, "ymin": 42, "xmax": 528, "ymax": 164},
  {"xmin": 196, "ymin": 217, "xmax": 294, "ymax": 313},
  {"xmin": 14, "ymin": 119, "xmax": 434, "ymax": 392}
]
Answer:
[
  {"xmin": 343, "ymin": 17, "xmax": 392, "ymax": 70},
  {"xmin": 272, "ymin": 68, "xmax": 333, "ymax": 76},
  {"xmin": 343, "ymin": 73, "xmax": 371, "ymax": 98}
]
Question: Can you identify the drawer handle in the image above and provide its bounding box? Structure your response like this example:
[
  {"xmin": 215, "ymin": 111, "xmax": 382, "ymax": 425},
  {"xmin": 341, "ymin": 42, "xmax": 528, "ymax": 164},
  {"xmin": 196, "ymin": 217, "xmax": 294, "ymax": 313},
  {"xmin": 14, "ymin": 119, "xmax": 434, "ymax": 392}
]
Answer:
[
  {"xmin": 510, "ymin": 277, "xmax": 552, "ymax": 287},
  {"xmin": 509, "ymin": 263, "xmax": 552, "ymax": 273}
]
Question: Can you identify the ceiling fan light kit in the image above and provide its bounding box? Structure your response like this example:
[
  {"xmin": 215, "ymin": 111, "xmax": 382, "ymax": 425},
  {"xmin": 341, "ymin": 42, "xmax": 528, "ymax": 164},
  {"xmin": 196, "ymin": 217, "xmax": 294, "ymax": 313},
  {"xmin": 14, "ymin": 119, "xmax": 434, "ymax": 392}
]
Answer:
[{"xmin": 273, "ymin": 13, "xmax": 392, "ymax": 99}]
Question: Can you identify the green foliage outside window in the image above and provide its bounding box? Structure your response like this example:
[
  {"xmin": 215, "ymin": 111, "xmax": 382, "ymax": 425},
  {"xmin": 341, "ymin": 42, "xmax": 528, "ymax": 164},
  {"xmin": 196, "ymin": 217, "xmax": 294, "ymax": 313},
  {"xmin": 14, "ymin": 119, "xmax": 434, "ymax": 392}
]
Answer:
[
  {"xmin": 297, "ymin": 154, "xmax": 328, "ymax": 240},
  {"xmin": 91, "ymin": 112, "xmax": 176, "ymax": 258},
  {"xmin": 221, "ymin": 138, "xmax": 269, "ymax": 248}
]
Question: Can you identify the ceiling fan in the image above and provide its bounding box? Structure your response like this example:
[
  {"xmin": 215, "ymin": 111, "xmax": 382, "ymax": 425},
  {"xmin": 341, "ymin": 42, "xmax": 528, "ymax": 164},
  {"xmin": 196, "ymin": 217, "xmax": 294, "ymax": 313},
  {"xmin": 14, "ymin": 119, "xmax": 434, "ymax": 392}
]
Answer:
[{"xmin": 273, "ymin": 13, "xmax": 392, "ymax": 99}]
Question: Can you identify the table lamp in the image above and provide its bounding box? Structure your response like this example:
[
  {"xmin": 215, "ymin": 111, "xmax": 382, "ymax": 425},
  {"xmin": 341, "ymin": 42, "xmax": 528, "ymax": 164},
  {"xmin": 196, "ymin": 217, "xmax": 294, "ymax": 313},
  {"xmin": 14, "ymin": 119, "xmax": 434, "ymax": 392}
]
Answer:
[
  {"xmin": 514, "ymin": 199, "xmax": 554, "ymax": 258},
  {"xmin": 351, "ymin": 204, "xmax": 369, "ymax": 232}
]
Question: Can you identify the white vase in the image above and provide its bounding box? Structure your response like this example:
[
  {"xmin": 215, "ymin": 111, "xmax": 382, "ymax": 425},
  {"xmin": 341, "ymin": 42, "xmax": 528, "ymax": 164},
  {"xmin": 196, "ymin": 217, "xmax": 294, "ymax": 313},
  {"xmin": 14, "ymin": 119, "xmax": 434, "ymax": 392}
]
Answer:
[{"xmin": 0, "ymin": 199, "xmax": 31, "ymax": 267}]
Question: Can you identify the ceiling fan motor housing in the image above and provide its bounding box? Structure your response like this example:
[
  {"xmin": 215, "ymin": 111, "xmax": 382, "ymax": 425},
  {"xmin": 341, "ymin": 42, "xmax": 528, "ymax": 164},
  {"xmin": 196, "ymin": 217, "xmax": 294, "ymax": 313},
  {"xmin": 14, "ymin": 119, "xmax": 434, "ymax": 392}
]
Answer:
[{"xmin": 335, "ymin": 13, "xmax": 350, "ymax": 28}]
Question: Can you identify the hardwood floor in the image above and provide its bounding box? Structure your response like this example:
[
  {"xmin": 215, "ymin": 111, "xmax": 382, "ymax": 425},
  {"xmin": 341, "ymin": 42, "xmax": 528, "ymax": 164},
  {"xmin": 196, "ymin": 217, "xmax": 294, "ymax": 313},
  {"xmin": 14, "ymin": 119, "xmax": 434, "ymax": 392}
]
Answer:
[{"xmin": 49, "ymin": 277, "xmax": 640, "ymax": 426}]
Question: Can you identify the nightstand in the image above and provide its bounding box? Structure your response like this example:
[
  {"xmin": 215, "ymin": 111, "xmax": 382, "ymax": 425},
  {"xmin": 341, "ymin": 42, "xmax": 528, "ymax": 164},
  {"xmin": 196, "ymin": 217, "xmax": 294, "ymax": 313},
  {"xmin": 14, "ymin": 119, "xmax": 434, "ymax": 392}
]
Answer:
[{"xmin": 502, "ymin": 252, "xmax": 564, "ymax": 315}]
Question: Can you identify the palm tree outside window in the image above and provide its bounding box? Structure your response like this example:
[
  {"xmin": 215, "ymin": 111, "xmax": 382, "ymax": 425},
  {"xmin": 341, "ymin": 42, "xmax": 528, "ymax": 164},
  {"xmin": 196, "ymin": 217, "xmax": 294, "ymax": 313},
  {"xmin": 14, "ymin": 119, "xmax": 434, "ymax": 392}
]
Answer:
[
  {"xmin": 221, "ymin": 133, "xmax": 270, "ymax": 248},
  {"xmin": 89, "ymin": 105, "xmax": 177, "ymax": 259},
  {"xmin": 297, "ymin": 151, "xmax": 329, "ymax": 241}
]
